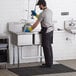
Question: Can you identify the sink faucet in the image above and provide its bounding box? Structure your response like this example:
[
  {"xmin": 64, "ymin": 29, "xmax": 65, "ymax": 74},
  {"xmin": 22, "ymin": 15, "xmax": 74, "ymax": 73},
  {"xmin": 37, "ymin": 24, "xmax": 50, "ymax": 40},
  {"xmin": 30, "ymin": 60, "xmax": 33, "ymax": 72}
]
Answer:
[{"xmin": 69, "ymin": 19, "xmax": 75, "ymax": 26}]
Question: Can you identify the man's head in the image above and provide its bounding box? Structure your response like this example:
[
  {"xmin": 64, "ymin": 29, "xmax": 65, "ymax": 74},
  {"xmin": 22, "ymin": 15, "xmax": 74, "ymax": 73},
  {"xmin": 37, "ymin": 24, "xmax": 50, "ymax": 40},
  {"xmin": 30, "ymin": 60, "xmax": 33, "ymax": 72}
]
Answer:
[{"xmin": 36, "ymin": 0, "xmax": 47, "ymax": 10}]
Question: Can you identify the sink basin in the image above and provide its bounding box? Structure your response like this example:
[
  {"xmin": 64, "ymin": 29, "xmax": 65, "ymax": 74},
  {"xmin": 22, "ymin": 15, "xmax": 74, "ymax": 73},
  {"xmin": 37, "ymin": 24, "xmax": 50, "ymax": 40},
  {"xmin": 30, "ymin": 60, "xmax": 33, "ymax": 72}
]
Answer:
[
  {"xmin": 7, "ymin": 22, "xmax": 41, "ymax": 46},
  {"xmin": 10, "ymin": 31, "xmax": 41, "ymax": 46}
]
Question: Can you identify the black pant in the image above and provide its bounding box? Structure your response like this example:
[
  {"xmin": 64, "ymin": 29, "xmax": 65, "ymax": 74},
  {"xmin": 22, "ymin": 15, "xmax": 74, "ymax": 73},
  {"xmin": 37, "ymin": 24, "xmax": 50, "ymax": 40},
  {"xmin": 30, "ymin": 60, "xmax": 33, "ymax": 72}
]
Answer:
[{"xmin": 41, "ymin": 31, "xmax": 53, "ymax": 66}]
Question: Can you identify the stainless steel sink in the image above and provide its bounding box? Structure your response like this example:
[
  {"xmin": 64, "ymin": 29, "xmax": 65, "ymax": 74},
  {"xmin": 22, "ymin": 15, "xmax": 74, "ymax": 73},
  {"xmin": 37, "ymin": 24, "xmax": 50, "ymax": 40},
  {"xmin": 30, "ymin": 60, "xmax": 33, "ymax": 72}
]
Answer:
[
  {"xmin": 10, "ymin": 31, "xmax": 41, "ymax": 46},
  {"xmin": 7, "ymin": 22, "xmax": 41, "ymax": 46}
]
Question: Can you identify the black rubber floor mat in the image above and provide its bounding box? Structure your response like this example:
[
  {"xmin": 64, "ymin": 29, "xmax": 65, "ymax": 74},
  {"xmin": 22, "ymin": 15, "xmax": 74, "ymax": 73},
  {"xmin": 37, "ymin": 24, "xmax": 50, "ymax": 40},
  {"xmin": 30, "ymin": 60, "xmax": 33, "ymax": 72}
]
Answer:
[{"xmin": 8, "ymin": 64, "xmax": 76, "ymax": 76}]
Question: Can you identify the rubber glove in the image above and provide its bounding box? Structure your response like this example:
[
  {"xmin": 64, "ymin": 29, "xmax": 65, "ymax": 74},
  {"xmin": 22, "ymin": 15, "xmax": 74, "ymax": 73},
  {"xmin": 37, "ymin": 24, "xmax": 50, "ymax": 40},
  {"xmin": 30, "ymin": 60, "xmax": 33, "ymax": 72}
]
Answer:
[
  {"xmin": 25, "ymin": 27, "xmax": 33, "ymax": 32},
  {"xmin": 31, "ymin": 10, "xmax": 39, "ymax": 18},
  {"xmin": 31, "ymin": 10, "xmax": 37, "ymax": 16}
]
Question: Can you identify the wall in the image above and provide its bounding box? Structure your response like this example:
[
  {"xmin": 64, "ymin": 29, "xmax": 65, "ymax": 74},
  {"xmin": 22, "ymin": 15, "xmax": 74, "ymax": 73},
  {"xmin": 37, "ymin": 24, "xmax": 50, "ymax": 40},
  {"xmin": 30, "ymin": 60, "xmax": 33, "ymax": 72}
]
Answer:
[
  {"xmin": 0, "ymin": 0, "xmax": 76, "ymax": 64},
  {"xmin": 47, "ymin": 0, "xmax": 76, "ymax": 29}
]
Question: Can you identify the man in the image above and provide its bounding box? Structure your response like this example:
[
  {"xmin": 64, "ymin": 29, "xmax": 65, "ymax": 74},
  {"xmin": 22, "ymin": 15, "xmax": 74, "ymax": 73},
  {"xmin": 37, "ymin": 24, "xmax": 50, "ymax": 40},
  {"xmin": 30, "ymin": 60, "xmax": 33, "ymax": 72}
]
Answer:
[{"xmin": 25, "ymin": 0, "xmax": 54, "ymax": 68}]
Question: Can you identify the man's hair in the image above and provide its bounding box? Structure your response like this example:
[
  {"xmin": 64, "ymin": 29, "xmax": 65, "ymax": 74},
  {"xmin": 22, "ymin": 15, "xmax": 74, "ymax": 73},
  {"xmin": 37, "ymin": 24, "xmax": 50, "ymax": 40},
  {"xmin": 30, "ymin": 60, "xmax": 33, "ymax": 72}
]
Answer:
[{"xmin": 36, "ymin": 0, "xmax": 46, "ymax": 6}]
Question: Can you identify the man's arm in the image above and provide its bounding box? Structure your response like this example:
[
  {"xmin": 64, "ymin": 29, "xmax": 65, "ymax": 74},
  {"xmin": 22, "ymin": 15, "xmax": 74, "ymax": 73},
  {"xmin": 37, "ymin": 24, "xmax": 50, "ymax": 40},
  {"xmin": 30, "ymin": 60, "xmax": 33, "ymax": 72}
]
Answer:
[
  {"xmin": 31, "ymin": 19, "xmax": 40, "ymax": 30},
  {"xmin": 25, "ymin": 19, "xmax": 40, "ymax": 32}
]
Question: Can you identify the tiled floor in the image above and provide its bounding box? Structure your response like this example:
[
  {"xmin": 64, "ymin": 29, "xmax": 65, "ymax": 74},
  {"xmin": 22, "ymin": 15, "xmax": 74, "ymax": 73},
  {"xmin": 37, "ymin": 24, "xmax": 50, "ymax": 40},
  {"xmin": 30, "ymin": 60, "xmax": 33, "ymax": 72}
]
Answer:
[{"xmin": 0, "ymin": 59, "xmax": 76, "ymax": 76}]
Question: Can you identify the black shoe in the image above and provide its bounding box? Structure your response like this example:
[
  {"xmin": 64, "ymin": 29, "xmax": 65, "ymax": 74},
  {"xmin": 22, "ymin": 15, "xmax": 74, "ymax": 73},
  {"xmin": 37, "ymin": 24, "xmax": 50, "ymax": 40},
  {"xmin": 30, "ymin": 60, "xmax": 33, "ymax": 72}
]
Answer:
[{"xmin": 40, "ymin": 64, "xmax": 52, "ymax": 68}]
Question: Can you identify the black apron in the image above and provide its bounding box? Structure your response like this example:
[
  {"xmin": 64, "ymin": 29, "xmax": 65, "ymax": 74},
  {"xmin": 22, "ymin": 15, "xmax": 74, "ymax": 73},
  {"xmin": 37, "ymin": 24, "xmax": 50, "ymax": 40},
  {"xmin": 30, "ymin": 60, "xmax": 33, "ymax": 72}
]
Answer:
[
  {"xmin": 40, "ymin": 26, "xmax": 53, "ymax": 65},
  {"xmin": 40, "ymin": 26, "xmax": 53, "ymax": 45}
]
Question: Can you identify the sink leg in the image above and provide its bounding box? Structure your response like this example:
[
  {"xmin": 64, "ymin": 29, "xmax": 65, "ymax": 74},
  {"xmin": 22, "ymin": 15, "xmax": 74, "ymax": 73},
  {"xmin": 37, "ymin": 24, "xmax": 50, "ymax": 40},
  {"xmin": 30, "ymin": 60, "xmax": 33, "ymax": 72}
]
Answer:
[
  {"xmin": 40, "ymin": 46, "xmax": 42, "ymax": 63},
  {"xmin": 17, "ymin": 46, "xmax": 20, "ymax": 68},
  {"xmin": 13, "ymin": 45, "xmax": 15, "ymax": 65}
]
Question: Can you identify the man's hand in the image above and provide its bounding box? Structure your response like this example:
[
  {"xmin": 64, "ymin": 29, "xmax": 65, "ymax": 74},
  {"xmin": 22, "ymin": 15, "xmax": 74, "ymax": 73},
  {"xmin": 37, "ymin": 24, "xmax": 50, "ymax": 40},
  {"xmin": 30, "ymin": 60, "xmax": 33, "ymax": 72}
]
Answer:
[
  {"xmin": 31, "ymin": 10, "xmax": 39, "ymax": 18},
  {"xmin": 31, "ymin": 10, "xmax": 37, "ymax": 16},
  {"xmin": 25, "ymin": 27, "xmax": 33, "ymax": 32}
]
